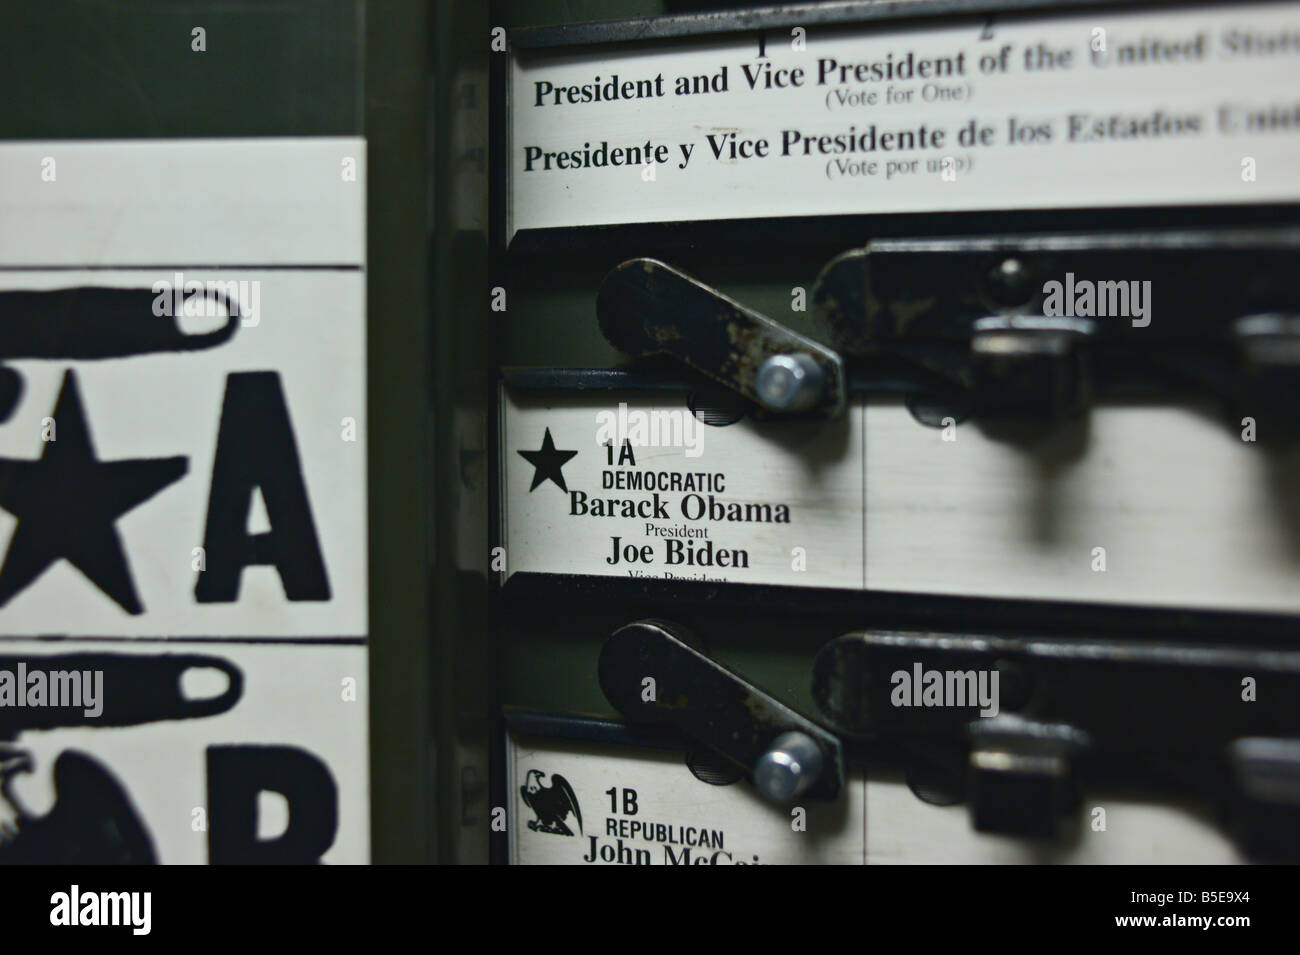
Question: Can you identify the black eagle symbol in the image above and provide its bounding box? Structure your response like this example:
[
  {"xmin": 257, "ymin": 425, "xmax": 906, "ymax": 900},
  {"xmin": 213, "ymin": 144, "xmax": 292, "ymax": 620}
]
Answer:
[{"xmin": 520, "ymin": 770, "xmax": 582, "ymax": 836}]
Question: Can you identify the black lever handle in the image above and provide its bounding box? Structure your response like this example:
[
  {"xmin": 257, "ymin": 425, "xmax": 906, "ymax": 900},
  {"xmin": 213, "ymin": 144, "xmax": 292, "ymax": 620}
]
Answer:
[
  {"xmin": 813, "ymin": 228, "xmax": 1300, "ymax": 435},
  {"xmin": 597, "ymin": 258, "xmax": 846, "ymax": 418},
  {"xmin": 812, "ymin": 629, "xmax": 1300, "ymax": 859},
  {"xmin": 599, "ymin": 619, "xmax": 844, "ymax": 803}
]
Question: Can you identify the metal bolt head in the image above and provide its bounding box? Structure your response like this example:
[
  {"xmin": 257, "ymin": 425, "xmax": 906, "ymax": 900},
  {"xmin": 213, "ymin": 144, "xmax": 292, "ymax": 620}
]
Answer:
[
  {"xmin": 754, "ymin": 353, "xmax": 824, "ymax": 413},
  {"xmin": 753, "ymin": 731, "xmax": 824, "ymax": 803},
  {"xmin": 985, "ymin": 256, "xmax": 1036, "ymax": 308}
]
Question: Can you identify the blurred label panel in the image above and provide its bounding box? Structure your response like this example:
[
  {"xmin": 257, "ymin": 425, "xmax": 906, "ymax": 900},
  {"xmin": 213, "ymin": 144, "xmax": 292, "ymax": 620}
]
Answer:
[
  {"xmin": 0, "ymin": 641, "xmax": 367, "ymax": 864},
  {"xmin": 0, "ymin": 139, "xmax": 366, "ymax": 637}
]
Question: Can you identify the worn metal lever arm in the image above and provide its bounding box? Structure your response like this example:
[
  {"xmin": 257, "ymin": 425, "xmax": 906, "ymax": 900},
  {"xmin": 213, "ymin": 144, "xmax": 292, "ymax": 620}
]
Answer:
[
  {"xmin": 597, "ymin": 258, "xmax": 846, "ymax": 417},
  {"xmin": 599, "ymin": 619, "xmax": 844, "ymax": 802}
]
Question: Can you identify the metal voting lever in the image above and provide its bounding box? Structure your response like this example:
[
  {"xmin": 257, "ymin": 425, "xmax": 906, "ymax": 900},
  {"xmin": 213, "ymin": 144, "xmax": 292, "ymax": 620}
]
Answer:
[
  {"xmin": 599, "ymin": 619, "xmax": 844, "ymax": 804},
  {"xmin": 812, "ymin": 630, "xmax": 1300, "ymax": 860},
  {"xmin": 597, "ymin": 259, "xmax": 846, "ymax": 418},
  {"xmin": 813, "ymin": 227, "xmax": 1300, "ymax": 435}
]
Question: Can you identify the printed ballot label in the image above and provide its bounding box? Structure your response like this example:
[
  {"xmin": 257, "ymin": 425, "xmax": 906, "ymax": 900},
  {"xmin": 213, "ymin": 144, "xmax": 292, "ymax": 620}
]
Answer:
[
  {"xmin": 509, "ymin": 1, "xmax": 1300, "ymax": 234},
  {"xmin": 508, "ymin": 733, "xmax": 866, "ymax": 865},
  {"xmin": 503, "ymin": 390, "xmax": 1300, "ymax": 614},
  {"xmin": 502, "ymin": 389, "xmax": 864, "ymax": 589}
]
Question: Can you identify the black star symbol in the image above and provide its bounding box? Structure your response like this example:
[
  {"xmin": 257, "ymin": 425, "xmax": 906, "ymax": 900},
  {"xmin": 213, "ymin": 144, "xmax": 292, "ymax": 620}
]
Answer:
[
  {"xmin": 0, "ymin": 370, "xmax": 187, "ymax": 614},
  {"xmin": 517, "ymin": 427, "xmax": 578, "ymax": 492}
]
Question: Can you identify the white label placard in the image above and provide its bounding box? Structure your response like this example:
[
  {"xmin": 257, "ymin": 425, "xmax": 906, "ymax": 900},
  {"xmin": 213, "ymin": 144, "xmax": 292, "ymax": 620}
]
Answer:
[
  {"xmin": 0, "ymin": 641, "xmax": 367, "ymax": 864},
  {"xmin": 0, "ymin": 139, "xmax": 368, "ymax": 864},
  {"xmin": 504, "ymin": 390, "xmax": 1300, "ymax": 614},
  {"xmin": 862, "ymin": 399, "xmax": 1300, "ymax": 613},
  {"xmin": 0, "ymin": 140, "xmax": 366, "ymax": 638},
  {"xmin": 863, "ymin": 774, "xmax": 1242, "ymax": 864},
  {"xmin": 510, "ymin": 1, "xmax": 1300, "ymax": 234},
  {"xmin": 508, "ymin": 733, "xmax": 866, "ymax": 864},
  {"xmin": 502, "ymin": 389, "xmax": 864, "ymax": 589}
]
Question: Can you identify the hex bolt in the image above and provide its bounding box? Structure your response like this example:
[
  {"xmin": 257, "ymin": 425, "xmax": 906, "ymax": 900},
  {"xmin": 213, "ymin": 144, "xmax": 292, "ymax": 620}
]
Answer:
[
  {"xmin": 753, "ymin": 731, "xmax": 824, "ymax": 803},
  {"xmin": 754, "ymin": 353, "xmax": 824, "ymax": 413}
]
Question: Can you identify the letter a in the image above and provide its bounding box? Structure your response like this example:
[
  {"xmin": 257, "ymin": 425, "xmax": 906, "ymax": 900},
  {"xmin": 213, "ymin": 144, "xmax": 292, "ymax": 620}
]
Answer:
[{"xmin": 196, "ymin": 373, "xmax": 330, "ymax": 602}]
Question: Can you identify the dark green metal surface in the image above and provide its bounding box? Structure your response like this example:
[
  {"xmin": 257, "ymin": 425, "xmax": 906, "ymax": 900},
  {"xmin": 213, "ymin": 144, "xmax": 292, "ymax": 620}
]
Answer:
[{"xmin": 0, "ymin": 1, "xmax": 362, "ymax": 139}]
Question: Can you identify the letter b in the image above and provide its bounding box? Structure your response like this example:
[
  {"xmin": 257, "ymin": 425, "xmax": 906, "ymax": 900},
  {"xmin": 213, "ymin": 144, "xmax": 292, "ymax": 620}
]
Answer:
[{"xmin": 207, "ymin": 745, "xmax": 338, "ymax": 863}]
